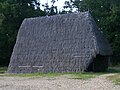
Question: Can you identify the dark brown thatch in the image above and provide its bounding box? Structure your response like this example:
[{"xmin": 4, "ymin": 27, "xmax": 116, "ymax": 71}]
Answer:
[{"xmin": 8, "ymin": 11, "xmax": 112, "ymax": 73}]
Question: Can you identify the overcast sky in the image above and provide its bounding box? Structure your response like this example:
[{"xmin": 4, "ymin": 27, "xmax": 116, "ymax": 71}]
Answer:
[{"xmin": 39, "ymin": 0, "xmax": 69, "ymax": 10}]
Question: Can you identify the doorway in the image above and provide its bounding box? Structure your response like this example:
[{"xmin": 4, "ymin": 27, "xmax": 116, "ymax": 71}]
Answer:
[{"xmin": 87, "ymin": 55, "xmax": 109, "ymax": 72}]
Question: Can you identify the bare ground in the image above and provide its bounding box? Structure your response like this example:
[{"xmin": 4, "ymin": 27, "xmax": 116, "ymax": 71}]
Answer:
[{"xmin": 0, "ymin": 74, "xmax": 120, "ymax": 90}]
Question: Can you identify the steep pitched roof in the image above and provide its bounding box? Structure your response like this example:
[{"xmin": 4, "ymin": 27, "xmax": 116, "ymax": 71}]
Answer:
[
  {"xmin": 8, "ymin": 11, "xmax": 112, "ymax": 73},
  {"xmin": 17, "ymin": 11, "xmax": 112, "ymax": 56},
  {"xmin": 86, "ymin": 12, "xmax": 112, "ymax": 55}
]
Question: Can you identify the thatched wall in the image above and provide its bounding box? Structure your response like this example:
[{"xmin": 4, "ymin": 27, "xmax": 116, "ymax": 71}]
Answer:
[{"xmin": 8, "ymin": 12, "xmax": 112, "ymax": 73}]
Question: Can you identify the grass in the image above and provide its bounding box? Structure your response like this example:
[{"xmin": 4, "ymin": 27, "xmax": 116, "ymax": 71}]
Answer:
[
  {"xmin": 2, "ymin": 72, "xmax": 99, "ymax": 79},
  {"xmin": 63, "ymin": 72, "xmax": 101, "ymax": 80},
  {"xmin": 5, "ymin": 72, "xmax": 63, "ymax": 78},
  {"xmin": 2, "ymin": 71, "xmax": 102, "ymax": 80},
  {"xmin": 0, "ymin": 66, "xmax": 119, "ymax": 80},
  {"xmin": 0, "ymin": 67, "xmax": 100, "ymax": 79},
  {"xmin": 0, "ymin": 67, "xmax": 7, "ymax": 74},
  {"xmin": 107, "ymin": 67, "xmax": 120, "ymax": 73},
  {"xmin": 106, "ymin": 66, "xmax": 120, "ymax": 85},
  {"xmin": 107, "ymin": 74, "xmax": 120, "ymax": 85}
]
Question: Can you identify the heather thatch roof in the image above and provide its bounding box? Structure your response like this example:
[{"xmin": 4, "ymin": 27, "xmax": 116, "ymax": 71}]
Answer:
[
  {"xmin": 8, "ymin": 11, "xmax": 112, "ymax": 73},
  {"xmin": 87, "ymin": 13, "xmax": 112, "ymax": 55}
]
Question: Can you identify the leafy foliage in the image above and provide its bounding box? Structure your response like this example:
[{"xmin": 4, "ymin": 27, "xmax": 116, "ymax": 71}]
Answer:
[
  {"xmin": 63, "ymin": 0, "xmax": 120, "ymax": 64},
  {"xmin": 42, "ymin": 0, "xmax": 58, "ymax": 15},
  {"xmin": 0, "ymin": 0, "xmax": 120, "ymax": 66},
  {"xmin": 0, "ymin": 0, "xmax": 46, "ymax": 66}
]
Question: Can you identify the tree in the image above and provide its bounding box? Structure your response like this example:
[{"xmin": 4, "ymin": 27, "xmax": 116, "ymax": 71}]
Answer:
[
  {"xmin": 0, "ymin": 0, "xmax": 46, "ymax": 66},
  {"xmin": 0, "ymin": 0, "xmax": 60, "ymax": 66},
  {"xmin": 63, "ymin": 0, "xmax": 82, "ymax": 13},
  {"xmin": 42, "ymin": 0, "xmax": 58, "ymax": 15},
  {"xmin": 62, "ymin": 0, "xmax": 120, "ymax": 64}
]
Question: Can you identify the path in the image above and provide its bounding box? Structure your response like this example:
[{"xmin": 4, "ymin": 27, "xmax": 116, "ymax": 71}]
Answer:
[{"xmin": 0, "ymin": 74, "xmax": 120, "ymax": 90}]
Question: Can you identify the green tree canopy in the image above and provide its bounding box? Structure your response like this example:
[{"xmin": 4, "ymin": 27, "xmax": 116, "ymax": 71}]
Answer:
[
  {"xmin": 0, "ymin": 0, "xmax": 46, "ymax": 66},
  {"xmin": 63, "ymin": 0, "xmax": 120, "ymax": 64}
]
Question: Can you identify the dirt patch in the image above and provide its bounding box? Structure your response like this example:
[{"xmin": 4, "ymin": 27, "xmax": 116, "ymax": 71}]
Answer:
[{"xmin": 0, "ymin": 74, "xmax": 120, "ymax": 90}]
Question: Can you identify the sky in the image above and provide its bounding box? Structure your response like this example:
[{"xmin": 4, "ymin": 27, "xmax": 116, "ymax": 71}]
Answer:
[{"xmin": 39, "ymin": 0, "xmax": 69, "ymax": 11}]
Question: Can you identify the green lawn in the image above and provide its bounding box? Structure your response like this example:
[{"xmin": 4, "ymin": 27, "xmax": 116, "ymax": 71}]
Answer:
[
  {"xmin": 0, "ymin": 67, "xmax": 105, "ymax": 81},
  {"xmin": 0, "ymin": 67, "xmax": 101, "ymax": 79},
  {"xmin": 1, "ymin": 71, "xmax": 100, "ymax": 79},
  {"xmin": 63, "ymin": 72, "xmax": 101, "ymax": 80},
  {"xmin": 0, "ymin": 67, "xmax": 7, "ymax": 74},
  {"xmin": 107, "ymin": 67, "xmax": 120, "ymax": 73},
  {"xmin": 107, "ymin": 66, "xmax": 120, "ymax": 85},
  {"xmin": 6, "ymin": 72, "xmax": 63, "ymax": 77},
  {"xmin": 107, "ymin": 74, "xmax": 120, "ymax": 85}
]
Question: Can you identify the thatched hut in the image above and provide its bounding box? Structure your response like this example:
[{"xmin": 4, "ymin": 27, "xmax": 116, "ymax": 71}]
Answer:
[{"xmin": 8, "ymin": 11, "xmax": 112, "ymax": 73}]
